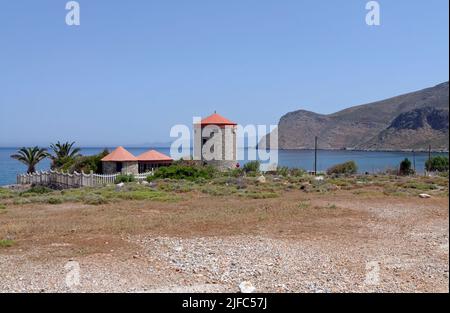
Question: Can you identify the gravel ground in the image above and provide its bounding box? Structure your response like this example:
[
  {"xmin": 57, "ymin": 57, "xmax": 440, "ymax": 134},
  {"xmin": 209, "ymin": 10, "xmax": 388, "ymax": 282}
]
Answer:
[
  {"xmin": 131, "ymin": 233, "xmax": 448, "ymax": 293},
  {"xmin": 0, "ymin": 192, "xmax": 448, "ymax": 293},
  {"xmin": 0, "ymin": 231, "xmax": 447, "ymax": 293}
]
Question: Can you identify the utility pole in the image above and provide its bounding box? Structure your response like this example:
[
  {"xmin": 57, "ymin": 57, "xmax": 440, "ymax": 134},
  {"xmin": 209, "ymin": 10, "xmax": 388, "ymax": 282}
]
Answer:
[
  {"xmin": 412, "ymin": 150, "xmax": 416, "ymax": 173},
  {"xmin": 314, "ymin": 136, "xmax": 318, "ymax": 176},
  {"xmin": 427, "ymin": 144, "xmax": 432, "ymax": 173}
]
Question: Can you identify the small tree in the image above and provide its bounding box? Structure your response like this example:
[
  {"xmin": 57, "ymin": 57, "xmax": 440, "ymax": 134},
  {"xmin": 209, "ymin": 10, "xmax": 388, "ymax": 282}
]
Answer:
[
  {"xmin": 64, "ymin": 149, "xmax": 109, "ymax": 174},
  {"xmin": 243, "ymin": 160, "xmax": 261, "ymax": 174},
  {"xmin": 11, "ymin": 147, "xmax": 49, "ymax": 173},
  {"xmin": 399, "ymin": 158, "xmax": 414, "ymax": 176},
  {"xmin": 425, "ymin": 156, "xmax": 449, "ymax": 172},
  {"xmin": 327, "ymin": 161, "xmax": 358, "ymax": 176},
  {"xmin": 49, "ymin": 141, "xmax": 81, "ymax": 169}
]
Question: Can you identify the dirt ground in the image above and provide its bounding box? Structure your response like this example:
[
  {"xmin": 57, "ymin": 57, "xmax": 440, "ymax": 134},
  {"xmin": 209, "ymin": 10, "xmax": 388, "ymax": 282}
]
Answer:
[{"xmin": 0, "ymin": 187, "xmax": 448, "ymax": 293}]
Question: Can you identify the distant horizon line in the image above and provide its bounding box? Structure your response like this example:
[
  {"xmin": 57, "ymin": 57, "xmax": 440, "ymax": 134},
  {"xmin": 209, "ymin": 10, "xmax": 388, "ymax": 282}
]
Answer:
[{"xmin": 0, "ymin": 146, "xmax": 447, "ymax": 153}]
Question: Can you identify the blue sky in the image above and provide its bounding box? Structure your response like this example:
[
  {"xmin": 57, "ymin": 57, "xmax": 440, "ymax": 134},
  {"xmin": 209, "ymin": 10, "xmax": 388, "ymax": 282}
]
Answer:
[{"xmin": 0, "ymin": 0, "xmax": 448, "ymax": 147}]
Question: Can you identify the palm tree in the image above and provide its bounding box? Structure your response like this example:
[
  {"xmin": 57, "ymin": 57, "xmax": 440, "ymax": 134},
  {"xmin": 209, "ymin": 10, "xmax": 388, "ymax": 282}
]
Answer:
[
  {"xmin": 49, "ymin": 141, "xmax": 81, "ymax": 168},
  {"xmin": 11, "ymin": 147, "xmax": 49, "ymax": 173}
]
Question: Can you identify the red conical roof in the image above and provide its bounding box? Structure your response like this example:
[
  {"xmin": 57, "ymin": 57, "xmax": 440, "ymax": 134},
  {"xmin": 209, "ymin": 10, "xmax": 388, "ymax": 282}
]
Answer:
[
  {"xmin": 136, "ymin": 150, "xmax": 173, "ymax": 161},
  {"xmin": 101, "ymin": 146, "xmax": 137, "ymax": 162},
  {"xmin": 200, "ymin": 113, "xmax": 237, "ymax": 126}
]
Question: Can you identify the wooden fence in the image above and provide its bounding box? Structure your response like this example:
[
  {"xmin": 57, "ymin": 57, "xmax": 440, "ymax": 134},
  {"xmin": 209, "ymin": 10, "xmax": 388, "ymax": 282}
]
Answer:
[{"xmin": 17, "ymin": 169, "xmax": 154, "ymax": 188}]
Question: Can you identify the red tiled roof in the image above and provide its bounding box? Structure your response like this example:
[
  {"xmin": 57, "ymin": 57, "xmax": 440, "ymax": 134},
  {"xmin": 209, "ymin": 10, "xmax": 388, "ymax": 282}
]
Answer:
[
  {"xmin": 137, "ymin": 150, "xmax": 173, "ymax": 162},
  {"xmin": 199, "ymin": 113, "xmax": 237, "ymax": 126},
  {"xmin": 101, "ymin": 146, "xmax": 137, "ymax": 162}
]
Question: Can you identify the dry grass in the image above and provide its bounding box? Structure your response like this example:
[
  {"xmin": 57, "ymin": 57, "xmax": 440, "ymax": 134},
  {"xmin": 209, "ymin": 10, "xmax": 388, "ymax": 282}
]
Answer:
[
  {"xmin": 0, "ymin": 173, "xmax": 447, "ymax": 255},
  {"xmin": 0, "ymin": 173, "xmax": 447, "ymax": 293}
]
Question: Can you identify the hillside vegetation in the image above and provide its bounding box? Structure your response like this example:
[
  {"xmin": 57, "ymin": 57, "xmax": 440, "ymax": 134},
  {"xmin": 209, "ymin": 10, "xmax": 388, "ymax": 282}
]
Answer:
[{"xmin": 261, "ymin": 82, "xmax": 449, "ymax": 151}]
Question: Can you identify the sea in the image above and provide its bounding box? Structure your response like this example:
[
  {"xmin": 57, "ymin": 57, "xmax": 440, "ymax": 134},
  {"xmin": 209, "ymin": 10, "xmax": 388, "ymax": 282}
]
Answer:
[{"xmin": 0, "ymin": 147, "xmax": 447, "ymax": 186}]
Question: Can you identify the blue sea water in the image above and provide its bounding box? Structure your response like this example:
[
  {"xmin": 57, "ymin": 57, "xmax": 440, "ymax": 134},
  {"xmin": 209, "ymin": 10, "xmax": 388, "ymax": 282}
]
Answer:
[{"xmin": 0, "ymin": 147, "xmax": 446, "ymax": 186}]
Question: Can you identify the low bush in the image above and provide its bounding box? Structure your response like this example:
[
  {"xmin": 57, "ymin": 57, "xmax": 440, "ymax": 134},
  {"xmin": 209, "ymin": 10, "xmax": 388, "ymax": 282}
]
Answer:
[
  {"xmin": 13, "ymin": 198, "xmax": 31, "ymax": 205},
  {"xmin": 276, "ymin": 166, "xmax": 289, "ymax": 177},
  {"xmin": 243, "ymin": 161, "xmax": 261, "ymax": 174},
  {"xmin": 425, "ymin": 156, "xmax": 449, "ymax": 172},
  {"xmin": 401, "ymin": 182, "xmax": 437, "ymax": 190},
  {"xmin": 327, "ymin": 161, "xmax": 358, "ymax": 176},
  {"xmin": 0, "ymin": 239, "xmax": 14, "ymax": 248},
  {"xmin": 148, "ymin": 165, "xmax": 217, "ymax": 181},
  {"xmin": 0, "ymin": 188, "xmax": 13, "ymax": 199},
  {"xmin": 0, "ymin": 204, "xmax": 6, "ymax": 210},
  {"xmin": 115, "ymin": 174, "xmax": 135, "ymax": 184},
  {"xmin": 47, "ymin": 197, "xmax": 63, "ymax": 205},
  {"xmin": 83, "ymin": 194, "xmax": 108, "ymax": 205},
  {"xmin": 228, "ymin": 168, "xmax": 244, "ymax": 178},
  {"xmin": 23, "ymin": 185, "xmax": 53, "ymax": 195},
  {"xmin": 290, "ymin": 168, "xmax": 306, "ymax": 177},
  {"xmin": 276, "ymin": 166, "xmax": 305, "ymax": 177}
]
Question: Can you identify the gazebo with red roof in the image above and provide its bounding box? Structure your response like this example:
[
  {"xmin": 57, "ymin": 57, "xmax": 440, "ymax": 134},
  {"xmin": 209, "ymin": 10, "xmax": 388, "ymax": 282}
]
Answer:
[
  {"xmin": 136, "ymin": 150, "xmax": 173, "ymax": 172},
  {"xmin": 101, "ymin": 146, "xmax": 139, "ymax": 174},
  {"xmin": 101, "ymin": 147, "xmax": 174, "ymax": 175}
]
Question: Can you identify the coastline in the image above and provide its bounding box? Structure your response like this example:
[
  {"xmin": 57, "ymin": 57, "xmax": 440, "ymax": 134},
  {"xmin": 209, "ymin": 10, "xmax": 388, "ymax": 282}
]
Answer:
[
  {"xmin": 2, "ymin": 146, "xmax": 449, "ymax": 153},
  {"xmin": 254, "ymin": 147, "xmax": 449, "ymax": 153},
  {"xmin": 1, "ymin": 148, "xmax": 448, "ymax": 187}
]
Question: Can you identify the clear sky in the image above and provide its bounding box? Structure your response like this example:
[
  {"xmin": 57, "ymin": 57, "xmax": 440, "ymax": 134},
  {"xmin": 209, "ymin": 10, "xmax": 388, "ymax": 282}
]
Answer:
[{"xmin": 0, "ymin": 0, "xmax": 448, "ymax": 147}]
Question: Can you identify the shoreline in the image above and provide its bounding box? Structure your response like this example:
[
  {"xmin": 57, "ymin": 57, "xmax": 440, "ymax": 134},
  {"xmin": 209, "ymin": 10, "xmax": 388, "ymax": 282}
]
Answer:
[
  {"xmin": 261, "ymin": 148, "xmax": 449, "ymax": 153},
  {"xmin": 1, "ymin": 149, "xmax": 447, "ymax": 187}
]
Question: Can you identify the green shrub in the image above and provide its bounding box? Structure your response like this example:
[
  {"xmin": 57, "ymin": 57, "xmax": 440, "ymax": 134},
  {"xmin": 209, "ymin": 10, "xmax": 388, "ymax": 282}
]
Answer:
[
  {"xmin": 0, "ymin": 188, "xmax": 13, "ymax": 199},
  {"xmin": 22, "ymin": 185, "xmax": 53, "ymax": 195},
  {"xmin": 290, "ymin": 168, "xmax": 306, "ymax": 177},
  {"xmin": 275, "ymin": 166, "xmax": 305, "ymax": 177},
  {"xmin": 54, "ymin": 156, "xmax": 76, "ymax": 171},
  {"xmin": 115, "ymin": 174, "xmax": 135, "ymax": 184},
  {"xmin": 425, "ymin": 156, "xmax": 449, "ymax": 172},
  {"xmin": 243, "ymin": 161, "xmax": 260, "ymax": 173},
  {"xmin": 0, "ymin": 239, "xmax": 14, "ymax": 248},
  {"xmin": 148, "ymin": 165, "xmax": 217, "ymax": 181},
  {"xmin": 83, "ymin": 194, "xmax": 108, "ymax": 205},
  {"xmin": 47, "ymin": 197, "xmax": 63, "ymax": 205},
  {"xmin": 327, "ymin": 161, "xmax": 358, "ymax": 176},
  {"xmin": 0, "ymin": 204, "xmax": 6, "ymax": 210},
  {"xmin": 62, "ymin": 149, "xmax": 110, "ymax": 174},
  {"xmin": 276, "ymin": 166, "xmax": 289, "ymax": 177},
  {"xmin": 13, "ymin": 198, "xmax": 31, "ymax": 205},
  {"xmin": 402, "ymin": 182, "xmax": 437, "ymax": 190},
  {"xmin": 399, "ymin": 158, "xmax": 414, "ymax": 176},
  {"xmin": 228, "ymin": 168, "xmax": 244, "ymax": 177}
]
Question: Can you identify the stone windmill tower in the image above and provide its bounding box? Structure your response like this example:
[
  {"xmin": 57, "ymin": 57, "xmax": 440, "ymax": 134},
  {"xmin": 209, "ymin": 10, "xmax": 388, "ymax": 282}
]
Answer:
[{"xmin": 193, "ymin": 112, "xmax": 237, "ymax": 170}]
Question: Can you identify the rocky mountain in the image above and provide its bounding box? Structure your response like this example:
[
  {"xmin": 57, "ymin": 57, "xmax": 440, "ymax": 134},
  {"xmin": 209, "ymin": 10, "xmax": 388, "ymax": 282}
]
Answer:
[{"xmin": 260, "ymin": 82, "xmax": 449, "ymax": 151}]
